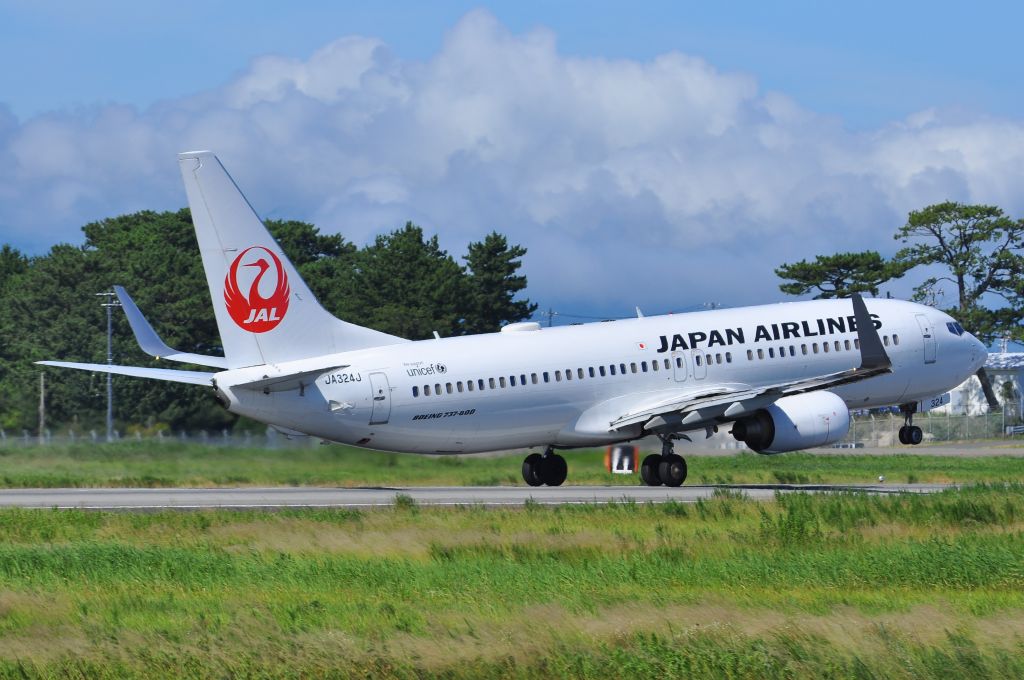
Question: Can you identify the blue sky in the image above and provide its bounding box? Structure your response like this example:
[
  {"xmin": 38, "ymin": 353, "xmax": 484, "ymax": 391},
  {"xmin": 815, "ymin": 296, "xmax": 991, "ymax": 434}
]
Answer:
[
  {"xmin": 0, "ymin": 1, "xmax": 1022, "ymax": 319},
  {"xmin": 3, "ymin": 1, "xmax": 1020, "ymax": 126}
]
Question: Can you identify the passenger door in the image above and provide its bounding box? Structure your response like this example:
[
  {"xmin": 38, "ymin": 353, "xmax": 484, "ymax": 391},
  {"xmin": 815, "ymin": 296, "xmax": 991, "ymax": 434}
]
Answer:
[
  {"xmin": 368, "ymin": 372, "xmax": 392, "ymax": 424},
  {"xmin": 915, "ymin": 314, "xmax": 937, "ymax": 364}
]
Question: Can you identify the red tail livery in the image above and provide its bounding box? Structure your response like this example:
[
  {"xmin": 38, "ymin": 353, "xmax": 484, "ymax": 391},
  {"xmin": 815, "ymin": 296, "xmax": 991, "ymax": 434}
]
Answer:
[{"xmin": 224, "ymin": 246, "xmax": 290, "ymax": 332}]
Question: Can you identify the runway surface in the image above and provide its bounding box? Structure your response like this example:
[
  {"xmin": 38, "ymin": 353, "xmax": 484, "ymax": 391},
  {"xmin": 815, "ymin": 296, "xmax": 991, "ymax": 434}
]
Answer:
[{"xmin": 0, "ymin": 483, "xmax": 955, "ymax": 510}]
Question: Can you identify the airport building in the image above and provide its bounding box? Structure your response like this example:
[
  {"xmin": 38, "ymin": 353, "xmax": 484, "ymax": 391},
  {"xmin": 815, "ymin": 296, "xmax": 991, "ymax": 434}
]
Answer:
[{"xmin": 940, "ymin": 352, "xmax": 1024, "ymax": 417}]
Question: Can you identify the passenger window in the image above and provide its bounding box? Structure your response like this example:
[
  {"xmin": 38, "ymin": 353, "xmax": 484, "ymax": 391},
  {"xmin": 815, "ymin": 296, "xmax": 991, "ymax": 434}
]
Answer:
[
  {"xmin": 893, "ymin": 334, "xmax": 899, "ymax": 346},
  {"xmin": 564, "ymin": 369, "xmax": 572, "ymax": 381},
  {"xmin": 531, "ymin": 373, "xmax": 538, "ymax": 384},
  {"xmin": 620, "ymin": 363, "xmax": 627, "ymax": 374},
  {"xmin": 489, "ymin": 378, "xmax": 496, "ymax": 389},
  {"xmin": 555, "ymin": 370, "xmax": 562, "ymax": 382},
  {"xmin": 446, "ymin": 383, "xmax": 453, "ymax": 394},
  {"xmin": 844, "ymin": 340, "xmax": 851, "ymax": 351},
  {"xmin": 696, "ymin": 355, "xmax": 703, "ymax": 366},
  {"xmin": 609, "ymin": 365, "xmax": 616, "ymax": 376},
  {"xmin": 823, "ymin": 343, "xmax": 829, "ymax": 353},
  {"xmin": 813, "ymin": 343, "xmax": 819, "ymax": 354},
  {"xmin": 641, "ymin": 361, "xmax": 648, "ymax": 372},
  {"xmin": 499, "ymin": 377, "xmax": 507, "ymax": 388},
  {"xmin": 467, "ymin": 381, "xmax": 474, "ymax": 392},
  {"xmin": 599, "ymin": 366, "xmax": 606, "ymax": 377},
  {"xmin": 854, "ymin": 339, "xmax": 860, "ymax": 350},
  {"xmin": 543, "ymin": 372, "xmax": 550, "ymax": 383},
  {"xmin": 768, "ymin": 348, "xmax": 775, "ymax": 358},
  {"xmin": 424, "ymin": 385, "xmax": 431, "ymax": 396},
  {"xmin": 520, "ymin": 374, "xmax": 527, "ymax": 385},
  {"xmin": 725, "ymin": 352, "xmax": 732, "ymax": 363},
  {"xmin": 747, "ymin": 349, "xmax": 753, "ymax": 361},
  {"xmin": 589, "ymin": 367, "xmax": 596, "ymax": 377},
  {"xmin": 478, "ymin": 379, "xmax": 485, "ymax": 391},
  {"xmin": 435, "ymin": 383, "xmax": 442, "ymax": 394},
  {"xmin": 706, "ymin": 354, "xmax": 713, "ymax": 365},
  {"xmin": 664, "ymin": 359, "xmax": 670, "ymax": 370},
  {"xmin": 834, "ymin": 341, "xmax": 841, "ymax": 352},
  {"xmin": 757, "ymin": 349, "xmax": 764, "ymax": 360},
  {"xmin": 577, "ymin": 368, "xmax": 584, "ymax": 379},
  {"xmin": 789, "ymin": 345, "xmax": 795, "ymax": 356},
  {"xmin": 883, "ymin": 335, "xmax": 890, "ymax": 347},
  {"xmin": 457, "ymin": 381, "xmax": 464, "ymax": 393},
  {"xmin": 630, "ymin": 362, "xmax": 637, "ymax": 373},
  {"xmin": 412, "ymin": 386, "xmax": 419, "ymax": 397},
  {"xmin": 651, "ymin": 361, "xmax": 658, "ymax": 372},
  {"xmin": 801, "ymin": 344, "xmax": 808, "ymax": 355},
  {"xmin": 675, "ymin": 357, "xmax": 683, "ymax": 368},
  {"xmin": 510, "ymin": 376, "xmax": 517, "ymax": 387}
]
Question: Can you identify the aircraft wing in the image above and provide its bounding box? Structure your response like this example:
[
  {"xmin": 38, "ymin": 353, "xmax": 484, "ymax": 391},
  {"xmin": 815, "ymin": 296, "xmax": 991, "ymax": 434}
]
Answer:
[
  {"xmin": 609, "ymin": 293, "xmax": 892, "ymax": 432},
  {"xmin": 36, "ymin": 361, "xmax": 215, "ymax": 386},
  {"xmin": 114, "ymin": 286, "xmax": 228, "ymax": 369}
]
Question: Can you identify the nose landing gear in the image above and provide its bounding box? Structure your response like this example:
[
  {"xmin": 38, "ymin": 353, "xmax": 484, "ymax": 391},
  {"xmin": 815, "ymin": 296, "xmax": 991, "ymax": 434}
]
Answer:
[
  {"xmin": 898, "ymin": 404, "xmax": 923, "ymax": 445},
  {"xmin": 522, "ymin": 447, "xmax": 568, "ymax": 487},
  {"xmin": 640, "ymin": 436, "xmax": 688, "ymax": 487}
]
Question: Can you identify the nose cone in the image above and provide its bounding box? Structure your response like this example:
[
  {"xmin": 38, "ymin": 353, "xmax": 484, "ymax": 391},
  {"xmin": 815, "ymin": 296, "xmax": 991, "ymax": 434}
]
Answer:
[{"xmin": 968, "ymin": 334, "xmax": 988, "ymax": 373}]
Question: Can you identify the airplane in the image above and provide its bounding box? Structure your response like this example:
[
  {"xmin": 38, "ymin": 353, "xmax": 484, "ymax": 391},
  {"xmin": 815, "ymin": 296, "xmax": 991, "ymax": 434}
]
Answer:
[{"xmin": 39, "ymin": 151, "xmax": 989, "ymax": 487}]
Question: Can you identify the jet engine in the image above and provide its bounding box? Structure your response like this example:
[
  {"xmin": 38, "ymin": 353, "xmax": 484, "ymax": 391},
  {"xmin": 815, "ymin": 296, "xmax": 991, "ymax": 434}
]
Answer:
[{"xmin": 731, "ymin": 391, "xmax": 850, "ymax": 454}]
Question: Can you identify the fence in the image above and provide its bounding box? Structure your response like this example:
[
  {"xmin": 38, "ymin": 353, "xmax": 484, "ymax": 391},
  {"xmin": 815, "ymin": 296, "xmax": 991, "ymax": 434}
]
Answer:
[
  {"xmin": 2, "ymin": 411, "xmax": 1022, "ymax": 450},
  {"xmin": 842, "ymin": 410, "xmax": 1024, "ymax": 447},
  {"xmin": 0, "ymin": 428, "xmax": 314, "ymax": 449}
]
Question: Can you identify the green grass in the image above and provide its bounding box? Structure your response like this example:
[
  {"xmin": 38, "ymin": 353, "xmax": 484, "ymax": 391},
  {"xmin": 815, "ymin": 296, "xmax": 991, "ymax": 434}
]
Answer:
[
  {"xmin": 0, "ymin": 441, "xmax": 1022, "ymax": 488},
  {"xmin": 0, "ymin": 487, "xmax": 1022, "ymax": 677}
]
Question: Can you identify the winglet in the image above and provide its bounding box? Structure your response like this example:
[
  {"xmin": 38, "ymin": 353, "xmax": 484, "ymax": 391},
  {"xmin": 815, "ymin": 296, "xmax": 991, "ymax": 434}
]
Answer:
[
  {"xmin": 113, "ymin": 286, "xmax": 228, "ymax": 369},
  {"xmin": 851, "ymin": 293, "xmax": 891, "ymax": 371}
]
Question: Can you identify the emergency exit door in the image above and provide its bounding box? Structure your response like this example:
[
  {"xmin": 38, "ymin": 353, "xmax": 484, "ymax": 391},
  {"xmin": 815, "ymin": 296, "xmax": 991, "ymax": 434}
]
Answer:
[{"xmin": 672, "ymin": 352, "xmax": 688, "ymax": 382}]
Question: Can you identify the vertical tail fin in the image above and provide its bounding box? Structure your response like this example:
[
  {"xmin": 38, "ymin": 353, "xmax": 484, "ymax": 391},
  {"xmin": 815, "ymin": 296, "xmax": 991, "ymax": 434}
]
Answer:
[{"xmin": 178, "ymin": 151, "xmax": 404, "ymax": 368}]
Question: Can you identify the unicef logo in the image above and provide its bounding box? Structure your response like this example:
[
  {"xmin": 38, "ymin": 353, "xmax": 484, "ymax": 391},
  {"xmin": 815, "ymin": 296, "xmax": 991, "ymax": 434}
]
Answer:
[{"xmin": 434, "ymin": 363, "xmax": 447, "ymax": 374}]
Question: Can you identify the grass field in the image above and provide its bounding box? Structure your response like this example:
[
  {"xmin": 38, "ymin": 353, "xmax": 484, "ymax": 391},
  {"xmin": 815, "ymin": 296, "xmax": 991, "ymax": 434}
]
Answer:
[
  {"xmin": 0, "ymin": 441, "xmax": 1022, "ymax": 487},
  {"xmin": 0, "ymin": 486, "xmax": 1021, "ymax": 677}
]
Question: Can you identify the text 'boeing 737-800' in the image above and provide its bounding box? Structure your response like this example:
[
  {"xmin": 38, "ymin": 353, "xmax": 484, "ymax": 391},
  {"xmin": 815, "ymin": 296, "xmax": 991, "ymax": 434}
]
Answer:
[{"xmin": 40, "ymin": 152, "xmax": 988, "ymax": 487}]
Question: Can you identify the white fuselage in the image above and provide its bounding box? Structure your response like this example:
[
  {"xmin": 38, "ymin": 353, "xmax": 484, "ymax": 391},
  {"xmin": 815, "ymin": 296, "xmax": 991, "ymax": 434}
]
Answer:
[{"xmin": 215, "ymin": 298, "xmax": 986, "ymax": 454}]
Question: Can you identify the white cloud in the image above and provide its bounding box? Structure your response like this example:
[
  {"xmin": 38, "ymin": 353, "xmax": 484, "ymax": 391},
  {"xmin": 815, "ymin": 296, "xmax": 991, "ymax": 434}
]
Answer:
[{"xmin": 1, "ymin": 9, "xmax": 1023, "ymax": 313}]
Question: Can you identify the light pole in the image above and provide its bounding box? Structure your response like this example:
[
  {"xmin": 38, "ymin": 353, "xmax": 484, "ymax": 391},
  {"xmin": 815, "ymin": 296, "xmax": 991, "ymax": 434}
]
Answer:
[{"xmin": 96, "ymin": 291, "xmax": 121, "ymax": 442}]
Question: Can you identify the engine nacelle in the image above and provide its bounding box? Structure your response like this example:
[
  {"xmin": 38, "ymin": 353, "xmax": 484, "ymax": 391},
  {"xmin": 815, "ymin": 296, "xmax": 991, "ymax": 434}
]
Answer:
[{"xmin": 731, "ymin": 391, "xmax": 850, "ymax": 454}]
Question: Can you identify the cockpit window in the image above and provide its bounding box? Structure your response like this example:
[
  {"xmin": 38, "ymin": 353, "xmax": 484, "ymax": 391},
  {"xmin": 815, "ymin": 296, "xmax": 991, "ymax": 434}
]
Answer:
[{"xmin": 946, "ymin": 322, "xmax": 964, "ymax": 336}]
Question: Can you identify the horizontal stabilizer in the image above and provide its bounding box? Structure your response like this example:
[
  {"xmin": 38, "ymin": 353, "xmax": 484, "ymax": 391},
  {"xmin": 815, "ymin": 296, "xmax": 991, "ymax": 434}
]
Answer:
[
  {"xmin": 233, "ymin": 366, "xmax": 346, "ymax": 393},
  {"xmin": 114, "ymin": 286, "xmax": 228, "ymax": 369},
  {"xmin": 36, "ymin": 361, "xmax": 215, "ymax": 386}
]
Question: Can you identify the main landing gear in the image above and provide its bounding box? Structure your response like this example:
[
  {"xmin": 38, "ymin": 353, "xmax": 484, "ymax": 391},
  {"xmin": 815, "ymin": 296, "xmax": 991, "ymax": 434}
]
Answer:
[
  {"xmin": 522, "ymin": 447, "xmax": 568, "ymax": 487},
  {"xmin": 898, "ymin": 404, "xmax": 924, "ymax": 445},
  {"xmin": 640, "ymin": 436, "xmax": 688, "ymax": 487}
]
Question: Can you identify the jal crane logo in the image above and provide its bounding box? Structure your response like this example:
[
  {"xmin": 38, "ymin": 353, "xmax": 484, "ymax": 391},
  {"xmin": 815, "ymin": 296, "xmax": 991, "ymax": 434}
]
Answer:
[{"xmin": 224, "ymin": 246, "xmax": 290, "ymax": 333}]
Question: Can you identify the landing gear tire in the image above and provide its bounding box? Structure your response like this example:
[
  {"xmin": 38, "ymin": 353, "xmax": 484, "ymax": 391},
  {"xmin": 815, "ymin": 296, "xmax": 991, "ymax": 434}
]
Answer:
[
  {"xmin": 522, "ymin": 453, "xmax": 544, "ymax": 487},
  {"xmin": 640, "ymin": 454, "xmax": 663, "ymax": 486},
  {"xmin": 540, "ymin": 454, "xmax": 568, "ymax": 487},
  {"xmin": 898, "ymin": 405, "xmax": 924, "ymax": 446},
  {"xmin": 658, "ymin": 454, "xmax": 688, "ymax": 488}
]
